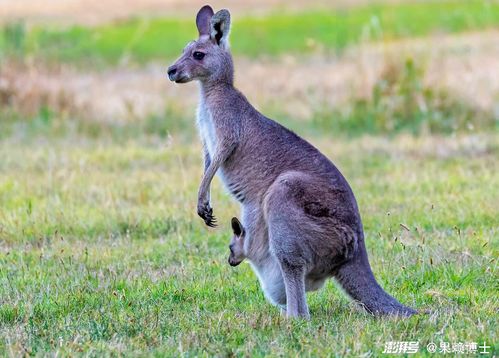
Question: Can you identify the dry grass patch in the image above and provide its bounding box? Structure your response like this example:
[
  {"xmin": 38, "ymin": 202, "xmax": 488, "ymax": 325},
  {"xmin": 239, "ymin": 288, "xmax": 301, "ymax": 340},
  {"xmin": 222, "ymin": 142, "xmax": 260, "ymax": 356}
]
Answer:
[{"xmin": 1, "ymin": 31, "xmax": 497, "ymax": 130}]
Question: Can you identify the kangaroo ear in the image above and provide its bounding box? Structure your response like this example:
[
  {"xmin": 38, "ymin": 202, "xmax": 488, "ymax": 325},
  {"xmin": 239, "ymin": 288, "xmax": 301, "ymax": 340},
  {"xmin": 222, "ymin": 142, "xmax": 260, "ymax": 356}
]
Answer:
[
  {"xmin": 210, "ymin": 9, "xmax": 231, "ymax": 49},
  {"xmin": 231, "ymin": 217, "xmax": 244, "ymax": 236},
  {"xmin": 196, "ymin": 5, "xmax": 214, "ymax": 37}
]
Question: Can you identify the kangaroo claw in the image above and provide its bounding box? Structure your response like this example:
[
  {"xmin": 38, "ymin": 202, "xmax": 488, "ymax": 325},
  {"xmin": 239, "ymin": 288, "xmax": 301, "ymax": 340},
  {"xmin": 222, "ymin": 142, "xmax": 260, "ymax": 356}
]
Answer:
[{"xmin": 197, "ymin": 202, "xmax": 217, "ymax": 227}]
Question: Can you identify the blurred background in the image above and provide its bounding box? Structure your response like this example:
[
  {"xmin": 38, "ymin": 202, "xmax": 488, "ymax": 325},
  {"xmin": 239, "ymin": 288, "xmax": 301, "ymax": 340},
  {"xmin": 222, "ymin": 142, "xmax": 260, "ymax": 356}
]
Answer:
[{"xmin": 1, "ymin": 0, "xmax": 498, "ymax": 136}]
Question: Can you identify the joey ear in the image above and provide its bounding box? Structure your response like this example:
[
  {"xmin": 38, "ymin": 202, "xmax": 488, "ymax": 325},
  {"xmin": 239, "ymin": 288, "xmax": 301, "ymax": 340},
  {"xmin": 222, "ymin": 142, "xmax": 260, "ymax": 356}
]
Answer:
[
  {"xmin": 196, "ymin": 5, "xmax": 214, "ymax": 37},
  {"xmin": 210, "ymin": 9, "xmax": 231, "ymax": 49},
  {"xmin": 231, "ymin": 217, "xmax": 244, "ymax": 236}
]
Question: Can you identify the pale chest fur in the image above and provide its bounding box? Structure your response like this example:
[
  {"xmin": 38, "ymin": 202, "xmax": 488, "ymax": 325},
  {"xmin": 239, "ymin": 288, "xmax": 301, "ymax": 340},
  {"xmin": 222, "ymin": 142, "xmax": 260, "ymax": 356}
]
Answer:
[{"xmin": 196, "ymin": 102, "xmax": 217, "ymax": 157}]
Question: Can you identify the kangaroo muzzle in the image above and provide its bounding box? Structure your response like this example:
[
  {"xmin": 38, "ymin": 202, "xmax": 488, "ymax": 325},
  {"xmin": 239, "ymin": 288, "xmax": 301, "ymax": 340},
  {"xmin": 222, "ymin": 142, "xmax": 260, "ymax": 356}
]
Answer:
[
  {"xmin": 167, "ymin": 65, "xmax": 190, "ymax": 83},
  {"xmin": 167, "ymin": 66, "xmax": 177, "ymax": 81},
  {"xmin": 228, "ymin": 256, "xmax": 242, "ymax": 267}
]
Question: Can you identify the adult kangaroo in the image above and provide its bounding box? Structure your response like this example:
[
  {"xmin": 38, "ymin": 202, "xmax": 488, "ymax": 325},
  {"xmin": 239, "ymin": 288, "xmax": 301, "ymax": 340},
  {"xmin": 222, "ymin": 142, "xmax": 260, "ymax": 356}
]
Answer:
[{"xmin": 167, "ymin": 5, "xmax": 416, "ymax": 319}]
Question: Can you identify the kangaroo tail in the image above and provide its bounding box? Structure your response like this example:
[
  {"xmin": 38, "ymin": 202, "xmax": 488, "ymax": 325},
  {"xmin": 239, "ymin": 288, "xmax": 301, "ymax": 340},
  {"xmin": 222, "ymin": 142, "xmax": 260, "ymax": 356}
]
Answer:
[{"xmin": 335, "ymin": 244, "xmax": 417, "ymax": 317}]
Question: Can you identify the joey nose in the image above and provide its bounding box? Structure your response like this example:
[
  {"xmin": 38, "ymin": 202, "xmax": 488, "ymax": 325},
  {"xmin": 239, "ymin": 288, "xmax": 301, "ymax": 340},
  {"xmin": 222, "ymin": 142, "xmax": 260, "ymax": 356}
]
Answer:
[{"xmin": 167, "ymin": 66, "xmax": 177, "ymax": 81}]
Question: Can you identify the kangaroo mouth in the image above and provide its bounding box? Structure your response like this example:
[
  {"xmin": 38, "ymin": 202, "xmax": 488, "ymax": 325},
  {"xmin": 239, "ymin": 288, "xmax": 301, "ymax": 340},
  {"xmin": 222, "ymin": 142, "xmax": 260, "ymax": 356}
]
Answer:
[
  {"xmin": 168, "ymin": 72, "xmax": 190, "ymax": 83},
  {"xmin": 228, "ymin": 257, "xmax": 241, "ymax": 267},
  {"xmin": 174, "ymin": 75, "xmax": 190, "ymax": 84}
]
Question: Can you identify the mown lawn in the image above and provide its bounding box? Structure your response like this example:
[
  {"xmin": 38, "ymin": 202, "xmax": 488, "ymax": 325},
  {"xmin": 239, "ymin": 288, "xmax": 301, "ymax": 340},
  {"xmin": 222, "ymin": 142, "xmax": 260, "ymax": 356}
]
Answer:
[
  {"xmin": 1, "ymin": 0, "xmax": 499, "ymax": 65},
  {"xmin": 0, "ymin": 124, "xmax": 497, "ymax": 356}
]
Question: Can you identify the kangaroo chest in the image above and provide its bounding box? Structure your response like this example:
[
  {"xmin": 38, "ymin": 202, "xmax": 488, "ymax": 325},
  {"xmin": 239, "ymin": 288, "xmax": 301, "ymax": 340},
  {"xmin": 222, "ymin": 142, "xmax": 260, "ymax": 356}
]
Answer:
[
  {"xmin": 196, "ymin": 103, "xmax": 217, "ymax": 157},
  {"xmin": 196, "ymin": 98, "xmax": 245, "ymax": 201}
]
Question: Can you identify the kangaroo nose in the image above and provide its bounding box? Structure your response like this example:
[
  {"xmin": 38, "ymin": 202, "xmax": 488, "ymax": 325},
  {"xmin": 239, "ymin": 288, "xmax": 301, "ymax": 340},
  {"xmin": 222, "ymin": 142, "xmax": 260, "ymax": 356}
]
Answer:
[{"xmin": 167, "ymin": 66, "xmax": 177, "ymax": 81}]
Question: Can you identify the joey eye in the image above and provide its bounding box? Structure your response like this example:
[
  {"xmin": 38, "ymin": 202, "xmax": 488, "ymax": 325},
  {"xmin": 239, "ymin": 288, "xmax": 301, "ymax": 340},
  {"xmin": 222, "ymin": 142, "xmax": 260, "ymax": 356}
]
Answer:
[{"xmin": 193, "ymin": 51, "xmax": 205, "ymax": 60}]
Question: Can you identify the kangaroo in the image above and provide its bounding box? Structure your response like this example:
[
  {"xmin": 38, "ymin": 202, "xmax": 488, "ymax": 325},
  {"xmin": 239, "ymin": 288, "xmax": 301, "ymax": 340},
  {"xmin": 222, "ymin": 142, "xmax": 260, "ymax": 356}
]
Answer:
[
  {"xmin": 167, "ymin": 5, "xmax": 417, "ymax": 319},
  {"xmin": 227, "ymin": 217, "xmax": 245, "ymax": 268}
]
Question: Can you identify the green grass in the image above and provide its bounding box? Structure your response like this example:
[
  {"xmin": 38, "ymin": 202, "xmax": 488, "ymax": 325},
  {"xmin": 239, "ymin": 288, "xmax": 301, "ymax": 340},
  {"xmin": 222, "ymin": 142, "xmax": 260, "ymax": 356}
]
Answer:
[
  {"xmin": 2, "ymin": 0, "xmax": 499, "ymax": 65},
  {"xmin": 0, "ymin": 119, "xmax": 497, "ymax": 356}
]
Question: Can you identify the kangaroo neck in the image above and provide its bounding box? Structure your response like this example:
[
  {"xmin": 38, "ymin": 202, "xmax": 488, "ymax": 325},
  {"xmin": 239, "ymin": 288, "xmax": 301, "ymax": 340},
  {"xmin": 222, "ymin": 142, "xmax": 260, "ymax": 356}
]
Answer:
[{"xmin": 199, "ymin": 79, "xmax": 234, "ymax": 102}]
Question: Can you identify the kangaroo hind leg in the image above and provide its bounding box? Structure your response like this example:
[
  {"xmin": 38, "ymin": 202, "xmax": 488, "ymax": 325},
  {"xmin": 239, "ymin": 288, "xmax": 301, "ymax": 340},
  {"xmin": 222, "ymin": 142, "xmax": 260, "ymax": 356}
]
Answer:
[
  {"xmin": 278, "ymin": 257, "xmax": 310, "ymax": 319},
  {"xmin": 266, "ymin": 211, "xmax": 310, "ymax": 319}
]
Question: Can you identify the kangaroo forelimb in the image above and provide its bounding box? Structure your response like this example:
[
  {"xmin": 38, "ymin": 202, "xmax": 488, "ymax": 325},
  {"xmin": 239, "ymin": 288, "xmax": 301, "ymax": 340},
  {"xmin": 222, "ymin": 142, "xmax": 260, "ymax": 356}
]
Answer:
[{"xmin": 197, "ymin": 140, "xmax": 237, "ymax": 226}]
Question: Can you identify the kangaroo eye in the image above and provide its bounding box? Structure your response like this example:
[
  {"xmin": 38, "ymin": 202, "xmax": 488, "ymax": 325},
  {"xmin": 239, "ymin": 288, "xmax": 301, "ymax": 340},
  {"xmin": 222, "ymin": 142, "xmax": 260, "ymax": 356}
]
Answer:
[{"xmin": 193, "ymin": 51, "xmax": 205, "ymax": 60}]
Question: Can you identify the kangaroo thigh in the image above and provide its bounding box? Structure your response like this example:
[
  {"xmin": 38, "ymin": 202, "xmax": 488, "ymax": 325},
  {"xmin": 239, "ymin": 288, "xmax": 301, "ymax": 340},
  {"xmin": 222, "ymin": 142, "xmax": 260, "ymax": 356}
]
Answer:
[{"xmin": 264, "ymin": 171, "xmax": 359, "ymax": 270}]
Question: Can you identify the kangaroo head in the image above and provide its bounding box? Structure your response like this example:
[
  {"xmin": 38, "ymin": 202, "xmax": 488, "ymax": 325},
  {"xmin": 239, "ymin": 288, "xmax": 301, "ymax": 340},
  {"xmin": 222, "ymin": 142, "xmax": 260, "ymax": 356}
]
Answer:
[
  {"xmin": 228, "ymin": 217, "xmax": 246, "ymax": 267},
  {"xmin": 168, "ymin": 5, "xmax": 233, "ymax": 84}
]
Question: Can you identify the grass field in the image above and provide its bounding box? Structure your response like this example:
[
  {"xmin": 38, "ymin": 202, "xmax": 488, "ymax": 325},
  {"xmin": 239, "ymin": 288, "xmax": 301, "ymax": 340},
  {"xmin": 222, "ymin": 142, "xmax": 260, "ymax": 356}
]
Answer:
[
  {"xmin": 0, "ymin": 121, "xmax": 497, "ymax": 356},
  {"xmin": 1, "ymin": 0, "xmax": 498, "ymax": 356},
  {"xmin": 2, "ymin": 1, "xmax": 499, "ymax": 65}
]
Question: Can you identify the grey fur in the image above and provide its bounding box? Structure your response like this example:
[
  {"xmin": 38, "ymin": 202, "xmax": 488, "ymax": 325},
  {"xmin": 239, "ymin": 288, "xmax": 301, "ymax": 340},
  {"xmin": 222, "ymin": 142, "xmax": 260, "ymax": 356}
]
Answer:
[{"xmin": 168, "ymin": 5, "xmax": 417, "ymax": 319}]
